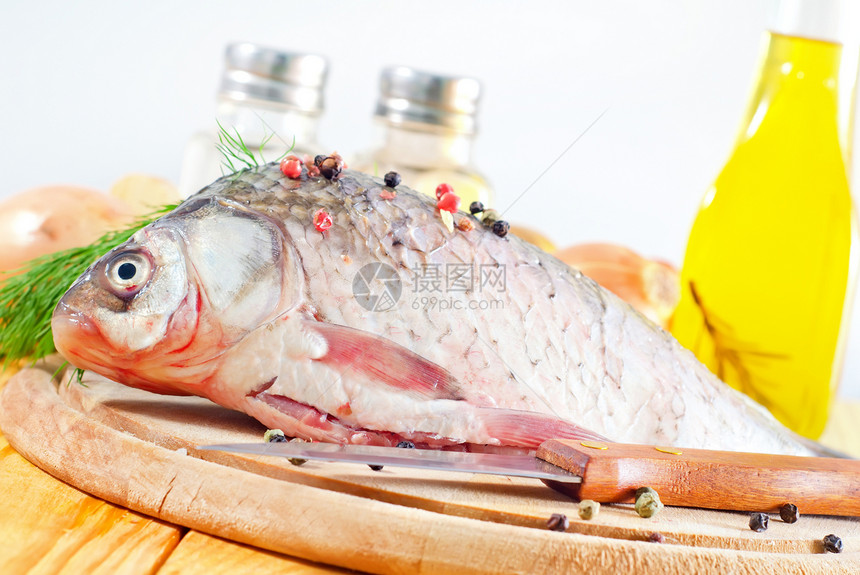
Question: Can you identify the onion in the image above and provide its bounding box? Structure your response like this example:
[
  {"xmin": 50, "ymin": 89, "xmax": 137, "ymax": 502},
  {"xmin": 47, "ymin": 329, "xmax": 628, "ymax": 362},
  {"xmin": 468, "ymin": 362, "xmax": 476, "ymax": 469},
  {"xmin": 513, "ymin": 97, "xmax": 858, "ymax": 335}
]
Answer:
[
  {"xmin": 110, "ymin": 174, "xmax": 180, "ymax": 216},
  {"xmin": 0, "ymin": 186, "xmax": 133, "ymax": 275},
  {"xmin": 556, "ymin": 242, "xmax": 680, "ymax": 328}
]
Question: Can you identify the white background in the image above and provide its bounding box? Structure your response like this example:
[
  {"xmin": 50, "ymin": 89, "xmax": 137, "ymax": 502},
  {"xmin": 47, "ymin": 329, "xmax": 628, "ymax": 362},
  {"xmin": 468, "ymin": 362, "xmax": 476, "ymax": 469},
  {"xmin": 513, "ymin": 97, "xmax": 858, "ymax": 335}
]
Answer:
[{"xmin": 2, "ymin": 0, "xmax": 860, "ymax": 399}]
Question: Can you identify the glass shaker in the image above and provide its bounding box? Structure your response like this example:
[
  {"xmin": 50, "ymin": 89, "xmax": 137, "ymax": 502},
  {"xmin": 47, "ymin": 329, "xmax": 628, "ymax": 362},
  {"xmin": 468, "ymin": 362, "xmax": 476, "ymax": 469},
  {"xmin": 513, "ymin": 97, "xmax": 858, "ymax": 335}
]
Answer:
[
  {"xmin": 179, "ymin": 43, "xmax": 328, "ymax": 198},
  {"xmin": 353, "ymin": 66, "xmax": 493, "ymax": 208}
]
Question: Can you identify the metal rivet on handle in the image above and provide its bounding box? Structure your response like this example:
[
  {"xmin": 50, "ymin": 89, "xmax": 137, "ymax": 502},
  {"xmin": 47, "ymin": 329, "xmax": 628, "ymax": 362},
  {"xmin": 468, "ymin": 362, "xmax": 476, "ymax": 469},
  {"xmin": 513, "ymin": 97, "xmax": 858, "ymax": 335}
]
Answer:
[
  {"xmin": 580, "ymin": 441, "xmax": 609, "ymax": 450},
  {"xmin": 655, "ymin": 447, "xmax": 683, "ymax": 455}
]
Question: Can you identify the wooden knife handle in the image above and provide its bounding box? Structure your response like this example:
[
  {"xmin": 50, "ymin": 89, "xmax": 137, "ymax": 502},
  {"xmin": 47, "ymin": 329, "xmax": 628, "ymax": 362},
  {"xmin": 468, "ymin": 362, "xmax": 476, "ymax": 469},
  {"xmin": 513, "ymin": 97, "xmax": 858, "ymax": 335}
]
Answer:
[{"xmin": 536, "ymin": 439, "xmax": 860, "ymax": 516}]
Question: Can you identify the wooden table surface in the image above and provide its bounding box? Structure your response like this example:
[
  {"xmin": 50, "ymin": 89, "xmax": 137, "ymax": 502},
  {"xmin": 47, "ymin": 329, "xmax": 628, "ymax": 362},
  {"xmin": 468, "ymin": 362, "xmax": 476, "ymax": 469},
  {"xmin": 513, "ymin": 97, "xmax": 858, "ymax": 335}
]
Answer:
[{"xmin": 1, "ymin": 365, "xmax": 859, "ymax": 575}]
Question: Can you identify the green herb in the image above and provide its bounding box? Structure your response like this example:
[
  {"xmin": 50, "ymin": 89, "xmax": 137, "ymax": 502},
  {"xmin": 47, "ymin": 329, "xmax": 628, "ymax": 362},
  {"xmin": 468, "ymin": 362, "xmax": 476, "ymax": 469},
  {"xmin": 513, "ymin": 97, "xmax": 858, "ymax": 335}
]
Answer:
[
  {"xmin": 54, "ymin": 361, "xmax": 86, "ymax": 387},
  {"xmin": 0, "ymin": 204, "xmax": 177, "ymax": 368},
  {"xmin": 215, "ymin": 119, "xmax": 294, "ymax": 175}
]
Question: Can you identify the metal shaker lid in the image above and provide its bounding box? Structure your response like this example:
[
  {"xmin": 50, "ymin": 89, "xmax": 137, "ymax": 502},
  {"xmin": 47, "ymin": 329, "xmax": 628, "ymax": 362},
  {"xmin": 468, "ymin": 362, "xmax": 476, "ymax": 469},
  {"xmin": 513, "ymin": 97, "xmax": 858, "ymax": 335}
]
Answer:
[
  {"xmin": 375, "ymin": 67, "xmax": 481, "ymax": 134},
  {"xmin": 219, "ymin": 43, "xmax": 328, "ymax": 113}
]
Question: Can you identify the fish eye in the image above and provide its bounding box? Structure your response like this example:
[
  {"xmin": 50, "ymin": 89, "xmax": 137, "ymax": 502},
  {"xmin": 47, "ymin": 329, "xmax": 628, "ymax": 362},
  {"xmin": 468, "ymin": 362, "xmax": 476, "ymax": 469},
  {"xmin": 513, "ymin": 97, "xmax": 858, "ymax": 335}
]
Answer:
[{"xmin": 105, "ymin": 250, "xmax": 152, "ymax": 296}]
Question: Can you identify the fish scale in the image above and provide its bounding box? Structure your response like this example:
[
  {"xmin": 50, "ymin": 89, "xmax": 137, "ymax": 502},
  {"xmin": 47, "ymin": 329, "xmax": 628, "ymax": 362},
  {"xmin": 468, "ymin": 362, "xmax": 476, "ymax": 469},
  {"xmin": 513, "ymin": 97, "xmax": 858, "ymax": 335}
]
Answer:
[{"xmin": 52, "ymin": 163, "xmax": 830, "ymax": 456}]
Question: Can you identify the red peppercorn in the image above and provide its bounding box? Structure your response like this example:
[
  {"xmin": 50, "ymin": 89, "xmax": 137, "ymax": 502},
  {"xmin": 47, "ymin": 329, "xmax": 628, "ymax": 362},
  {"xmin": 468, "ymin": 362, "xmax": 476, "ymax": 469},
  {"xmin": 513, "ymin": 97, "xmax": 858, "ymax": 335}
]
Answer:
[
  {"xmin": 280, "ymin": 156, "xmax": 303, "ymax": 179},
  {"xmin": 313, "ymin": 208, "xmax": 333, "ymax": 232},
  {"xmin": 437, "ymin": 192, "xmax": 461, "ymax": 213},
  {"xmin": 435, "ymin": 183, "xmax": 454, "ymax": 200}
]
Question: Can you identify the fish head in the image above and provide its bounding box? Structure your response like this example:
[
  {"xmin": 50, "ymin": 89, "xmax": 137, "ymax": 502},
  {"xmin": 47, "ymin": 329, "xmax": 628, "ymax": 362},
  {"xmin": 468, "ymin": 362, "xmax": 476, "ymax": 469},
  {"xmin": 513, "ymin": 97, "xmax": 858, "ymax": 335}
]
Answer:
[{"xmin": 52, "ymin": 198, "xmax": 296, "ymax": 394}]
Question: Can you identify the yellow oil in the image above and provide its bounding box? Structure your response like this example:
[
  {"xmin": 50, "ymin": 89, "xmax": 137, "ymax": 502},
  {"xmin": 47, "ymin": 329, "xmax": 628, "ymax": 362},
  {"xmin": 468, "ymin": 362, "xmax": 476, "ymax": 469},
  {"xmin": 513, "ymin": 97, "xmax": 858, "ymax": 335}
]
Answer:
[{"xmin": 670, "ymin": 32, "xmax": 856, "ymax": 439}]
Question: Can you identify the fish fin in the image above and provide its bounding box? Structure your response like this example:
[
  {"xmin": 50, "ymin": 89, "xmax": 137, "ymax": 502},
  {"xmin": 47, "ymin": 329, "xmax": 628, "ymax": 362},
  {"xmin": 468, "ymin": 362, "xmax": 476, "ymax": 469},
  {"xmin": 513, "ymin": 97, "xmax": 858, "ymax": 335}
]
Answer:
[
  {"xmin": 476, "ymin": 407, "xmax": 608, "ymax": 449},
  {"xmin": 305, "ymin": 321, "xmax": 462, "ymax": 401}
]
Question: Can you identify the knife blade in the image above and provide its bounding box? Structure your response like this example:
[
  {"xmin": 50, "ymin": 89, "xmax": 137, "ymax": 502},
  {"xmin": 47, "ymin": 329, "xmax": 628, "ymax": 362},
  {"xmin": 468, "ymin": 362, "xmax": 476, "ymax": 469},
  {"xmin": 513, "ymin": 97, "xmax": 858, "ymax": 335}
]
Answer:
[
  {"xmin": 198, "ymin": 439, "xmax": 860, "ymax": 516},
  {"xmin": 198, "ymin": 441, "xmax": 582, "ymax": 483}
]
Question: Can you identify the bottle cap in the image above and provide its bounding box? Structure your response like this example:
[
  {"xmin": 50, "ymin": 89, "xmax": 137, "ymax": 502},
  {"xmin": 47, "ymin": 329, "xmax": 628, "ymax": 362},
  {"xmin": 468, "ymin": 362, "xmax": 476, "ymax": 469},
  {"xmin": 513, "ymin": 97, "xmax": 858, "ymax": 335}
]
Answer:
[
  {"xmin": 375, "ymin": 67, "xmax": 481, "ymax": 134},
  {"xmin": 220, "ymin": 43, "xmax": 328, "ymax": 113},
  {"xmin": 772, "ymin": 0, "xmax": 860, "ymax": 43}
]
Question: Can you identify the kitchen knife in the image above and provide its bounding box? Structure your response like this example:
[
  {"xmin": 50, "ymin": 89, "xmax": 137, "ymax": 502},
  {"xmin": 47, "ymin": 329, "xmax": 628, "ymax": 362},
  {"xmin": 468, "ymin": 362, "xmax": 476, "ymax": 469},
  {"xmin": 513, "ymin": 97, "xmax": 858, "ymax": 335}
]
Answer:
[{"xmin": 198, "ymin": 439, "xmax": 860, "ymax": 516}]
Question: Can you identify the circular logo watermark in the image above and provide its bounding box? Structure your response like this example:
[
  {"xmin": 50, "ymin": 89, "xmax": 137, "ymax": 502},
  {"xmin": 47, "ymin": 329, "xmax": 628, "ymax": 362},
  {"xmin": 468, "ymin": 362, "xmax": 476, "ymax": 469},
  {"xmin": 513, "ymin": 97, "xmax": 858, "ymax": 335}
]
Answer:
[{"xmin": 352, "ymin": 263, "xmax": 402, "ymax": 312}]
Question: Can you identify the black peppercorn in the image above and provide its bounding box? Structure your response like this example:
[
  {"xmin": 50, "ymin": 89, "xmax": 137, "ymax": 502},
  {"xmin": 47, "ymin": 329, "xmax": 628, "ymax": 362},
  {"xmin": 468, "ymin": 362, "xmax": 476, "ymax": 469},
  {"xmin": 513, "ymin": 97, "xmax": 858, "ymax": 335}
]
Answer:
[
  {"xmin": 384, "ymin": 171, "xmax": 401, "ymax": 188},
  {"xmin": 823, "ymin": 534, "xmax": 843, "ymax": 553},
  {"xmin": 320, "ymin": 164, "xmax": 341, "ymax": 181},
  {"xmin": 396, "ymin": 441, "xmax": 415, "ymax": 448},
  {"xmin": 749, "ymin": 512, "xmax": 769, "ymax": 532},
  {"xmin": 368, "ymin": 464, "xmax": 384, "ymax": 471},
  {"xmin": 492, "ymin": 220, "xmax": 510, "ymax": 238},
  {"xmin": 469, "ymin": 201, "xmax": 485, "ymax": 215},
  {"xmin": 779, "ymin": 503, "xmax": 799, "ymax": 524},
  {"xmin": 317, "ymin": 153, "xmax": 344, "ymax": 181},
  {"xmin": 546, "ymin": 513, "xmax": 568, "ymax": 532}
]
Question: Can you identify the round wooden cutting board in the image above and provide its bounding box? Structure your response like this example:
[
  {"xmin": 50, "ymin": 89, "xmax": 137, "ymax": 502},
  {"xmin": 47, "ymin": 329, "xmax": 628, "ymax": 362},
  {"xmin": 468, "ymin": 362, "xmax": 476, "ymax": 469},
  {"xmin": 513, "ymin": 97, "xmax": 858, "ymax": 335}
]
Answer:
[{"xmin": 1, "ymin": 367, "xmax": 858, "ymax": 574}]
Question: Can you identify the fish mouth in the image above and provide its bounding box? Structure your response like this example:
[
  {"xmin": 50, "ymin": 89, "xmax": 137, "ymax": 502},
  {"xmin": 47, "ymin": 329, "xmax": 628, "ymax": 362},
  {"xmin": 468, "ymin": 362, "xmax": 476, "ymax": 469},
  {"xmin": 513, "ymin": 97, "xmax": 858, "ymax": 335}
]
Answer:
[
  {"xmin": 52, "ymin": 303, "xmax": 130, "ymax": 384},
  {"xmin": 51, "ymin": 301, "xmax": 174, "ymax": 395},
  {"xmin": 52, "ymin": 301, "xmax": 103, "ymax": 366}
]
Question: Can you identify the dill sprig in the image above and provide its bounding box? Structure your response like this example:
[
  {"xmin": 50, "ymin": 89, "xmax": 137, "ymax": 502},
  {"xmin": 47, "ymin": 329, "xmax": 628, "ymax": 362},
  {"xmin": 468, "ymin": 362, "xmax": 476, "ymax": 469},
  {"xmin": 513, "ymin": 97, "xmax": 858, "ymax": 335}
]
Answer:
[
  {"xmin": 215, "ymin": 119, "xmax": 295, "ymax": 175},
  {"xmin": 0, "ymin": 204, "xmax": 177, "ymax": 367}
]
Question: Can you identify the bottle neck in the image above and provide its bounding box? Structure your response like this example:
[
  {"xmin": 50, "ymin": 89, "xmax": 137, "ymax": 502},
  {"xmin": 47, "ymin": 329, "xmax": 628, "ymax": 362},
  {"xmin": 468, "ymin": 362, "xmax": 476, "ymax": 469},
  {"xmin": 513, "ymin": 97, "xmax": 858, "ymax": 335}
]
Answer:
[
  {"xmin": 215, "ymin": 98, "xmax": 322, "ymax": 151},
  {"xmin": 739, "ymin": 32, "xmax": 843, "ymax": 142},
  {"xmin": 755, "ymin": 32, "xmax": 841, "ymax": 92},
  {"xmin": 372, "ymin": 122, "xmax": 476, "ymax": 169}
]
